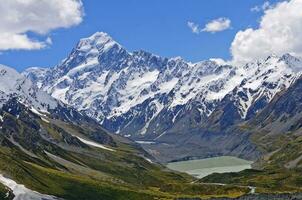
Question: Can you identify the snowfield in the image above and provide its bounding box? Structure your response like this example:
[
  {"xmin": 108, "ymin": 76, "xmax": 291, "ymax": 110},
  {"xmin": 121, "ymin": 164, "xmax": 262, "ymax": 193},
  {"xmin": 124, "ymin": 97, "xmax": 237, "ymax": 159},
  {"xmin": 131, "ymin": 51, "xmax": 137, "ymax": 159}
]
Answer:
[{"xmin": 0, "ymin": 174, "xmax": 58, "ymax": 200}]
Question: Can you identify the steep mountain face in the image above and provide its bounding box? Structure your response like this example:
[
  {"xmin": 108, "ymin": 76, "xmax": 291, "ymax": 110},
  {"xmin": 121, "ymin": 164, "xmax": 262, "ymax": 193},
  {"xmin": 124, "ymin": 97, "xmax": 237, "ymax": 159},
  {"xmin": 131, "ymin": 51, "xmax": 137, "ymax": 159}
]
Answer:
[
  {"xmin": 23, "ymin": 33, "xmax": 302, "ymax": 143},
  {"xmin": 195, "ymin": 54, "xmax": 300, "ymax": 131}
]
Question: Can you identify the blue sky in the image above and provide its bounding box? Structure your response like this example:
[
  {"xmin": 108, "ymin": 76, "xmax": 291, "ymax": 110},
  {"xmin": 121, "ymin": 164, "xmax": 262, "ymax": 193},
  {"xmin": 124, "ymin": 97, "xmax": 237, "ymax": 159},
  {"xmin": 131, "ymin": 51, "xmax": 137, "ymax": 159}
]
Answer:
[{"xmin": 0, "ymin": 0, "xmax": 282, "ymax": 71}]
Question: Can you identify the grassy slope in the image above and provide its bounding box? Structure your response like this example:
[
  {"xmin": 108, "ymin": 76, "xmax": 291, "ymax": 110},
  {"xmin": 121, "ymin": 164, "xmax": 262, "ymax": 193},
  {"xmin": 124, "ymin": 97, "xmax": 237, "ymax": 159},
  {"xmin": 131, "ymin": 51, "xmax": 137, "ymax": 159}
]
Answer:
[{"xmin": 0, "ymin": 145, "xmax": 250, "ymax": 200}]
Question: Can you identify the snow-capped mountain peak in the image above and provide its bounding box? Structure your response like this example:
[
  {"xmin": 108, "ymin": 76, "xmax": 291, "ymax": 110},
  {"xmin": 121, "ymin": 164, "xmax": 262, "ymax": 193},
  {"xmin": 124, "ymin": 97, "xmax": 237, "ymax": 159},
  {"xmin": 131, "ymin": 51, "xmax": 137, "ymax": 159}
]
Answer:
[{"xmin": 77, "ymin": 32, "xmax": 122, "ymax": 54}]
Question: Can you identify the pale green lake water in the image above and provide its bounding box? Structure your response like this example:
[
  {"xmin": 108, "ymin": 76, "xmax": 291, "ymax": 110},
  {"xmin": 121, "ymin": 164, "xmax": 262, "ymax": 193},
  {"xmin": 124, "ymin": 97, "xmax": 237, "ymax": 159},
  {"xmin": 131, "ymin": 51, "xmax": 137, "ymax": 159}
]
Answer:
[{"xmin": 167, "ymin": 156, "xmax": 253, "ymax": 179}]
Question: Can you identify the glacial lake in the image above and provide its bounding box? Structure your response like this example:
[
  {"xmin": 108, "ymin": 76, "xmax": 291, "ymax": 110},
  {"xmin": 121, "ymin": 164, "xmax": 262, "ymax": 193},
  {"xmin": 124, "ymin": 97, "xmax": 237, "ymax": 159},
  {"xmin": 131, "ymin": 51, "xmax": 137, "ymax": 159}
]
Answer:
[{"xmin": 167, "ymin": 156, "xmax": 253, "ymax": 179}]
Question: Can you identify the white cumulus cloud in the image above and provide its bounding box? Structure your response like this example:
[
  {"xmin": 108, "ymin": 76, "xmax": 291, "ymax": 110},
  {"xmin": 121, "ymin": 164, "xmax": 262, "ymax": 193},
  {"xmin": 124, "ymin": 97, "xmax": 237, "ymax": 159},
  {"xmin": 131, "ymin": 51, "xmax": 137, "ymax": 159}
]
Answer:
[
  {"xmin": 202, "ymin": 18, "xmax": 231, "ymax": 33},
  {"xmin": 187, "ymin": 21, "xmax": 200, "ymax": 34},
  {"xmin": 251, "ymin": 1, "xmax": 271, "ymax": 12},
  {"xmin": 0, "ymin": 0, "xmax": 84, "ymax": 51},
  {"xmin": 231, "ymin": 0, "xmax": 302, "ymax": 65},
  {"xmin": 188, "ymin": 18, "xmax": 231, "ymax": 34}
]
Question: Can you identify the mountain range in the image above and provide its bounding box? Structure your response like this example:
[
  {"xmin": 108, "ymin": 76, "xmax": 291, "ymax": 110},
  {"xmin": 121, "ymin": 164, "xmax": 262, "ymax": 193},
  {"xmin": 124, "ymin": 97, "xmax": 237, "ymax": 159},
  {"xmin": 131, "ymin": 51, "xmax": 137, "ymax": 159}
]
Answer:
[{"xmin": 23, "ymin": 32, "xmax": 302, "ymax": 162}]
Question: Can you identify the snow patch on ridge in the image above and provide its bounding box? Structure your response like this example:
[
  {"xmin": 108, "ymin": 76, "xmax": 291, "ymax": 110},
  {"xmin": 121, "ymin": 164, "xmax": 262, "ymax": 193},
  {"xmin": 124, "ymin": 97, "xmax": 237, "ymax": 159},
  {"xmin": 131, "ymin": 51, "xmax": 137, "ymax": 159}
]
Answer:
[{"xmin": 76, "ymin": 136, "xmax": 115, "ymax": 152}]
